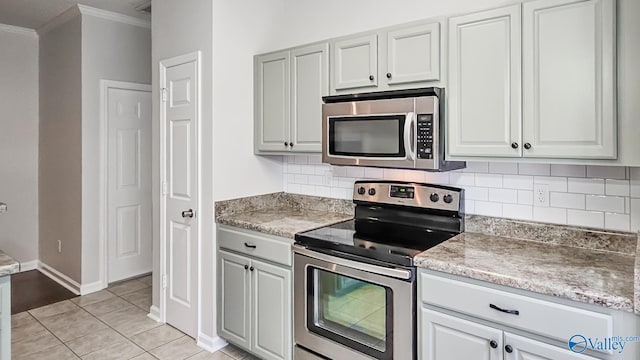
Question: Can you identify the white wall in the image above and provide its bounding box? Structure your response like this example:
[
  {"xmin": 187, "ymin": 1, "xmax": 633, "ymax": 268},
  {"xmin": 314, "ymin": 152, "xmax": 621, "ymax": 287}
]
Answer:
[
  {"xmin": 151, "ymin": 0, "xmax": 218, "ymax": 348},
  {"xmin": 80, "ymin": 14, "xmax": 151, "ymax": 287},
  {"xmin": 39, "ymin": 15, "xmax": 83, "ymax": 282},
  {"xmin": 212, "ymin": 0, "xmax": 284, "ymax": 201},
  {"xmin": 264, "ymin": 0, "xmax": 513, "ymax": 50},
  {"xmin": 0, "ymin": 25, "xmax": 39, "ymax": 265}
]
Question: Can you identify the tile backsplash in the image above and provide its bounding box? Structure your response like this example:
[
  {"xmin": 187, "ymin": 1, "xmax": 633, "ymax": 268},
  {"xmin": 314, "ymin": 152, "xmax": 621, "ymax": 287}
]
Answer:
[{"xmin": 283, "ymin": 155, "xmax": 640, "ymax": 232}]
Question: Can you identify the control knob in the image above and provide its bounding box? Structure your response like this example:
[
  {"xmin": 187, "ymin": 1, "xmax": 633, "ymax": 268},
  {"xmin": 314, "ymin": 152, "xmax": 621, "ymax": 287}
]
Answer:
[
  {"xmin": 429, "ymin": 193, "xmax": 439, "ymax": 202},
  {"xmin": 443, "ymin": 194, "xmax": 453, "ymax": 204},
  {"xmin": 368, "ymin": 188, "xmax": 376, "ymax": 196},
  {"xmin": 357, "ymin": 187, "xmax": 366, "ymax": 195}
]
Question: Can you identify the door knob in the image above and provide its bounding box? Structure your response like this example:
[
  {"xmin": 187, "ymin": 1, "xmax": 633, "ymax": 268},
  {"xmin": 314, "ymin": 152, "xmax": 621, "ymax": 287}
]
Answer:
[{"xmin": 181, "ymin": 209, "xmax": 194, "ymax": 218}]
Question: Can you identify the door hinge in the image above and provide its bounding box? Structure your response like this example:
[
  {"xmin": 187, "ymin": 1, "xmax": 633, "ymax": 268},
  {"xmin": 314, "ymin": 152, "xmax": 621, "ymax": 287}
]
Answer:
[
  {"xmin": 162, "ymin": 274, "xmax": 167, "ymax": 289},
  {"xmin": 161, "ymin": 88, "xmax": 167, "ymax": 102},
  {"xmin": 162, "ymin": 181, "xmax": 168, "ymax": 196}
]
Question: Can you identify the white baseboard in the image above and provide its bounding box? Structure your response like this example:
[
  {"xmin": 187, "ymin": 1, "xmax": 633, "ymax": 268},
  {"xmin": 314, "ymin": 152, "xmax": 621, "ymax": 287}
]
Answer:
[
  {"xmin": 80, "ymin": 280, "xmax": 105, "ymax": 295},
  {"xmin": 148, "ymin": 305, "xmax": 162, "ymax": 322},
  {"xmin": 197, "ymin": 333, "xmax": 227, "ymax": 353},
  {"xmin": 19, "ymin": 260, "xmax": 39, "ymax": 272},
  {"xmin": 37, "ymin": 262, "xmax": 81, "ymax": 295}
]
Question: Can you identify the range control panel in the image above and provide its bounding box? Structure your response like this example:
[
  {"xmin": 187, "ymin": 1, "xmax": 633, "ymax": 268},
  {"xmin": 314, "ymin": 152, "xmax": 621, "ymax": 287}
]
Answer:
[
  {"xmin": 417, "ymin": 114, "xmax": 434, "ymax": 160},
  {"xmin": 353, "ymin": 181, "xmax": 463, "ymax": 212}
]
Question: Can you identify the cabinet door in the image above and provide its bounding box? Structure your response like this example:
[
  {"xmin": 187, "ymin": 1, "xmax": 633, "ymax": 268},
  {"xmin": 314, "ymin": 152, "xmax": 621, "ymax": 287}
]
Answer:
[
  {"xmin": 219, "ymin": 250, "xmax": 251, "ymax": 350},
  {"xmin": 504, "ymin": 332, "xmax": 601, "ymax": 360},
  {"xmin": 290, "ymin": 43, "xmax": 328, "ymax": 153},
  {"xmin": 421, "ymin": 308, "xmax": 503, "ymax": 360},
  {"xmin": 255, "ymin": 51, "xmax": 290, "ymax": 152},
  {"xmin": 386, "ymin": 22, "xmax": 440, "ymax": 85},
  {"xmin": 522, "ymin": 0, "xmax": 616, "ymax": 159},
  {"xmin": 332, "ymin": 34, "xmax": 378, "ymax": 91},
  {"xmin": 448, "ymin": 5, "xmax": 522, "ymax": 157},
  {"xmin": 252, "ymin": 259, "xmax": 292, "ymax": 360}
]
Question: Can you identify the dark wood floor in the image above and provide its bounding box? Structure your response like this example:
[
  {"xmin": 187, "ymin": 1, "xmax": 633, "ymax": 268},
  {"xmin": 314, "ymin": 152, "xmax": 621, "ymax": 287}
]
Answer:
[{"xmin": 11, "ymin": 270, "xmax": 77, "ymax": 314}]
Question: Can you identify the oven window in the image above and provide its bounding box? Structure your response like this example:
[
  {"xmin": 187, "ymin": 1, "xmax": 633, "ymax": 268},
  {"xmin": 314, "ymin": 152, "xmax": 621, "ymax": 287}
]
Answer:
[
  {"xmin": 329, "ymin": 115, "xmax": 406, "ymax": 157},
  {"xmin": 308, "ymin": 268, "xmax": 392, "ymax": 358}
]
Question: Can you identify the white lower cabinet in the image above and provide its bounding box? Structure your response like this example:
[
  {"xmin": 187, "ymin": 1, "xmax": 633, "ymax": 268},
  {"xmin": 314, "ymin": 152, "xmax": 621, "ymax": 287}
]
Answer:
[
  {"xmin": 421, "ymin": 308, "xmax": 503, "ymax": 360},
  {"xmin": 421, "ymin": 308, "xmax": 598, "ymax": 360},
  {"xmin": 218, "ymin": 226, "xmax": 292, "ymax": 360},
  {"xmin": 0, "ymin": 276, "xmax": 10, "ymax": 360},
  {"xmin": 416, "ymin": 270, "xmax": 640, "ymax": 360}
]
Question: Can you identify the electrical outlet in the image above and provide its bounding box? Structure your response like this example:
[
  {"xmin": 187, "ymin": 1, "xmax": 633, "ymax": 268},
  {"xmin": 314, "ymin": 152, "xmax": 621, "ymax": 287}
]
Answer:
[
  {"xmin": 534, "ymin": 184, "xmax": 549, "ymax": 207},
  {"xmin": 57, "ymin": 240, "xmax": 62, "ymax": 253}
]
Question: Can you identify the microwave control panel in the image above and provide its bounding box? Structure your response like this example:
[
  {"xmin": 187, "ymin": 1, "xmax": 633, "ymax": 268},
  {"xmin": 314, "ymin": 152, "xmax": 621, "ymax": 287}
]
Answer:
[{"xmin": 417, "ymin": 114, "xmax": 434, "ymax": 159}]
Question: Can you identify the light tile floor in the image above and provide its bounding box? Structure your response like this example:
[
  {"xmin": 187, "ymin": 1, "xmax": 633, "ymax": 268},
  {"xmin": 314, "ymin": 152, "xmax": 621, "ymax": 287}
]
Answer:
[{"xmin": 12, "ymin": 276, "xmax": 253, "ymax": 360}]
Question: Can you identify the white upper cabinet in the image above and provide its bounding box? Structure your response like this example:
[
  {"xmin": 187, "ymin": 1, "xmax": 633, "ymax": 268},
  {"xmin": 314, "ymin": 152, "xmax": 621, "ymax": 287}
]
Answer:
[
  {"xmin": 255, "ymin": 43, "xmax": 328, "ymax": 154},
  {"xmin": 290, "ymin": 43, "xmax": 329, "ymax": 152},
  {"xmin": 332, "ymin": 34, "xmax": 378, "ymax": 91},
  {"xmin": 330, "ymin": 21, "xmax": 442, "ymax": 94},
  {"xmin": 522, "ymin": 0, "xmax": 616, "ymax": 159},
  {"xmin": 448, "ymin": 6, "xmax": 522, "ymax": 157},
  {"xmin": 448, "ymin": 0, "xmax": 617, "ymax": 160},
  {"xmin": 255, "ymin": 51, "xmax": 290, "ymax": 152},
  {"xmin": 386, "ymin": 23, "xmax": 440, "ymax": 85}
]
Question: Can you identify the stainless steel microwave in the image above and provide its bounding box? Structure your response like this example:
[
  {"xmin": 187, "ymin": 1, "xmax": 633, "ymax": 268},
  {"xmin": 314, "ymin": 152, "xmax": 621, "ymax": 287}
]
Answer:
[{"xmin": 322, "ymin": 88, "xmax": 465, "ymax": 171}]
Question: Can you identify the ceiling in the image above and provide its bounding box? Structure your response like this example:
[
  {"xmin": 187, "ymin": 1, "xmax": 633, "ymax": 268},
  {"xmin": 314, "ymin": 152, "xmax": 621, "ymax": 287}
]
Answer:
[{"xmin": 0, "ymin": 0, "xmax": 150, "ymax": 30}]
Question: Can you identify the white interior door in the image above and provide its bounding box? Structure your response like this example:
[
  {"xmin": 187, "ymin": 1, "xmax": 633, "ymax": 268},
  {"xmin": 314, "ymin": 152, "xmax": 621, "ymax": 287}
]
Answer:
[
  {"xmin": 107, "ymin": 86, "xmax": 152, "ymax": 283},
  {"xmin": 162, "ymin": 54, "xmax": 199, "ymax": 338}
]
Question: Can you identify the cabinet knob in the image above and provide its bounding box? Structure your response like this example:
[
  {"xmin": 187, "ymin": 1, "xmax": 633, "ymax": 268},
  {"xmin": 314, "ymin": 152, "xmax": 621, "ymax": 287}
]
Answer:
[
  {"xmin": 386, "ymin": 72, "xmax": 392, "ymax": 79},
  {"xmin": 369, "ymin": 75, "xmax": 375, "ymax": 81},
  {"xmin": 244, "ymin": 265, "xmax": 249, "ymax": 270},
  {"xmin": 284, "ymin": 142, "xmax": 288, "ymax": 147},
  {"xmin": 489, "ymin": 340, "xmax": 498, "ymax": 349},
  {"xmin": 289, "ymin": 142, "xmax": 294, "ymax": 148},
  {"xmin": 249, "ymin": 266, "xmax": 254, "ymax": 272},
  {"xmin": 524, "ymin": 143, "xmax": 532, "ymax": 150},
  {"xmin": 505, "ymin": 345, "xmax": 513, "ymax": 353},
  {"xmin": 511, "ymin": 142, "xmax": 518, "ymax": 149}
]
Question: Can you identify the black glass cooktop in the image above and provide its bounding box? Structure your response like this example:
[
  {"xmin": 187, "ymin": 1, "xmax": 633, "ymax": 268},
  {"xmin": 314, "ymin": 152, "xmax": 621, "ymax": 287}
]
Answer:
[{"xmin": 295, "ymin": 219, "xmax": 458, "ymax": 267}]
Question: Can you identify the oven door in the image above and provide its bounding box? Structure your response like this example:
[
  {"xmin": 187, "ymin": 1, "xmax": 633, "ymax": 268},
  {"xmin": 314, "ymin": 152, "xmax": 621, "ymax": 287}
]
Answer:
[
  {"xmin": 322, "ymin": 98, "xmax": 416, "ymax": 169},
  {"xmin": 293, "ymin": 246, "xmax": 415, "ymax": 360}
]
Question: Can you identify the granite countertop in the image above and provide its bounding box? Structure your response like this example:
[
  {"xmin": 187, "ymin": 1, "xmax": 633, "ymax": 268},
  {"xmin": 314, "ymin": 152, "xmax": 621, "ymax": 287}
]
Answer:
[
  {"xmin": 415, "ymin": 217, "xmax": 639, "ymax": 313},
  {"xmin": 215, "ymin": 192, "xmax": 354, "ymax": 239},
  {"xmin": 0, "ymin": 250, "xmax": 20, "ymax": 276}
]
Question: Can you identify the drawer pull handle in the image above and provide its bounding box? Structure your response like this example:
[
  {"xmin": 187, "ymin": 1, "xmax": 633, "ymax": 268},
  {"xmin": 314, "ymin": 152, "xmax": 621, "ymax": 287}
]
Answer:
[
  {"xmin": 244, "ymin": 242, "xmax": 257, "ymax": 249},
  {"xmin": 490, "ymin": 303, "xmax": 519, "ymax": 315}
]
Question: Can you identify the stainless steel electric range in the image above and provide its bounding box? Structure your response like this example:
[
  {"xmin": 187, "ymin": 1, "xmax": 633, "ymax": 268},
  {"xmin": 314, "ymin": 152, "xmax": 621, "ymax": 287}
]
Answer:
[{"xmin": 293, "ymin": 181, "xmax": 465, "ymax": 360}]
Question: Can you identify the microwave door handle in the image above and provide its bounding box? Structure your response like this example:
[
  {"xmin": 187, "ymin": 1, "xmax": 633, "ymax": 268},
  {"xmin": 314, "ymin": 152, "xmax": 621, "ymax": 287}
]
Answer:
[{"xmin": 404, "ymin": 112, "xmax": 416, "ymax": 160}]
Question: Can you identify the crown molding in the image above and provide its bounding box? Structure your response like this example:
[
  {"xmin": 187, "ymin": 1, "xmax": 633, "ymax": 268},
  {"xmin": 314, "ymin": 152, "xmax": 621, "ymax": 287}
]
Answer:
[
  {"xmin": 37, "ymin": 4, "xmax": 150, "ymax": 35},
  {"xmin": 77, "ymin": 4, "xmax": 151, "ymax": 29},
  {"xmin": 36, "ymin": 5, "xmax": 81, "ymax": 35},
  {"xmin": 0, "ymin": 23, "xmax": 38, "ymax": 37}
]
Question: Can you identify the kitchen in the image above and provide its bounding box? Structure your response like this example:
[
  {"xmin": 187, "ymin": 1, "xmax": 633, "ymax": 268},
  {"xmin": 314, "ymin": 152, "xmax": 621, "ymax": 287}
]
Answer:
[{"xmin": 0, "ymin": 0, "xmax": 639, "ymax": 359}]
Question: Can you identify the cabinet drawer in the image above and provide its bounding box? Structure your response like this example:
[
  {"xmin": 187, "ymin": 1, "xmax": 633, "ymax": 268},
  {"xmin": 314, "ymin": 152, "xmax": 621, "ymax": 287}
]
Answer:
[
  {"xmin": 419, "ymin": 272, "xmax": 613, "ymax": 343},
  {"xmin": 218, "ymin": 226, "xmax": 292, "ymax": 266}
]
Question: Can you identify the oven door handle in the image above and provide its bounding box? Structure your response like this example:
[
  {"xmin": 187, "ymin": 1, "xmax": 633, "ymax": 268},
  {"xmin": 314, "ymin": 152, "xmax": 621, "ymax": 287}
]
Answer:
[
  {"xmin": 404, "ymin": 112, "xmax": 416, "ymax": 161},
  {"xmin": 293, "ymin": 245, "xmax": 412, "ymax": 280}
]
